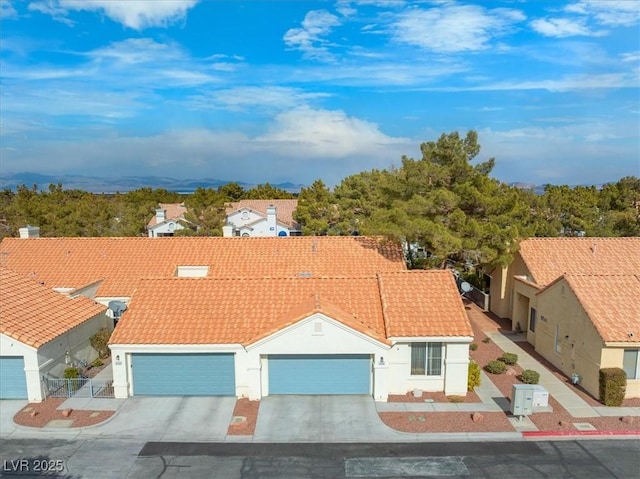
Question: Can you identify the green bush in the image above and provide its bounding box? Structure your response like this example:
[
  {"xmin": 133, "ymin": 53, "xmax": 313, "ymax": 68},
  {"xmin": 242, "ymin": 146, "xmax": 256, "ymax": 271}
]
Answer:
[
  {"xmin": 482, "ymin": 337, "xmax": 491, "ymax": 344},
  {"xmin": 485, "ymin": 360, "xmax": 507, "ymax": 374},
  {"xmin": 469, "ymin": 343, "xmax": 478, "ymax": 351},
  {"xmin": 520, "ymin": 369, "xmax": 540, "ymax": 384},
  {"xmin": 499, "ymin": 352, "xmax": 518, "ymax": 365},
  {"xmin": 599, "ymin": 368, "xmax": 626, "ymax": 406},
  {"xmin": 468, "ymin": 361, "xmax": 481, "ymax": 390},
  {"xmin": 63, "ymin": 367, "xmax": 80, "ymax": 379},
  {"xmin": 92, "ymin": 358, "xmax": 104, "ymax": 368}
]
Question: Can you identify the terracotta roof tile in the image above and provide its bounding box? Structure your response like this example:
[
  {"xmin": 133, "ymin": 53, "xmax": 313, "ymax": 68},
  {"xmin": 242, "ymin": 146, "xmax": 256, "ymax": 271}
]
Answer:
[
  {"xmin": 147, "ymin": 203, "xmax": 188, "ymax": 227},
  {"xmin": 0, "ymin": 236, "xmax": 406, "ymax": 297},
  {"xmin": 0, "ymin": 267, "xmax": 107, "ymax": 348},
  {"xmin": 559, "ymin": 274, "xmax": 640, "ymax": 344},
  {"xmin": 378, "ymin": 270, "xmax": 473, "ymax": 338},
  {"xmin": 109, "ymin": 270, "xmax": 470, "ymax": 345},
  {"xmin": 518, "ymin": 237, "xmax": 640, "ymax": 287},
  {"xmin": 226, "ymin": 199, "xmax": 299, "ymax": 227}
]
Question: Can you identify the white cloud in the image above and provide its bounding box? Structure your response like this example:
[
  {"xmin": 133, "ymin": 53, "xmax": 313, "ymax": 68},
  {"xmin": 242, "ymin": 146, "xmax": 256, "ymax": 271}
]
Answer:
[
  {"xmin": 530, "ymin": 17, "xmax": 592, "ymax": 37},
  {"xmin": 621, "ymin": 51, "xmax": 640, "ymax": 63},
  {"xmin": 189, "ymin": 87, "xmax": 330, "ymax": 112},
  {"xmin": 28, "ymin": 0, "xmax": 199, "ymax": 30},
  {"xmin": 566, "ymin": 1, "xmax": 640, "ymax": 28},
  {"xmin": 391, "ymin": 4, "xmax": 525, "ymax": 53},
  {"xmin": 283, "ymin": 10, "xmax": 342, "ymax": 61},
  {"xmin": 1, "ymin": 0, "xmax": 17, "ymax": 18}
]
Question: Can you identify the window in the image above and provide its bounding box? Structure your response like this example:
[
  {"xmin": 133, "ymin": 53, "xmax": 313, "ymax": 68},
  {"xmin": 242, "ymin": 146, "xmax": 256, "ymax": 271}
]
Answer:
[
  {"xmin": 411, "ymin": 342, "xmax": 443, "ymax": 376},
  {"xmin": 554, "ymin": 324, "xmax": 561, "ymax": 354},
  {"xmin": 529, "ymin": 308, "xmax": 536, "ymax": 332},
  {"xmin": 623, "ymin": 349, "xmax": 639, "ymax": 380}
]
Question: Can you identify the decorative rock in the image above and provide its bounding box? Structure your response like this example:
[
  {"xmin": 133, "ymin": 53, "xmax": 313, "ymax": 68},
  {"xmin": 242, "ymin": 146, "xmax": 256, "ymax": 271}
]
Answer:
[
  {"xmin": 621, "ymin": 416, "xmax": 634, "ymax": 424},
  {"xmin": 30, "ymin": 411, "xmax": 38, "ymax": 417},
  {"xmin": 472, "ymin": 412, "xmax": 484, "ymax": 423},
  {"xmin": 505, "ymin": 367, "xmax": 517, "ymax": 376},
  {"xmin": 62, "ymin": 409, "xmax": 73, "ymax": 417},
  {"xmin": 559, "ymin": 420, "xmax": 571, "ymax": 427},
  {"xmin": 412, "ymin": 389, "xmax": 423, "ymax": 398}
]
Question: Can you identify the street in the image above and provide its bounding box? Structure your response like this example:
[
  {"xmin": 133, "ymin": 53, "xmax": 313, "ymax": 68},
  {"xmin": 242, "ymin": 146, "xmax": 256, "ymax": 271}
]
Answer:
[{"xmin": 0, "ymin": 438, "xmax": 638, "ymax": 478}]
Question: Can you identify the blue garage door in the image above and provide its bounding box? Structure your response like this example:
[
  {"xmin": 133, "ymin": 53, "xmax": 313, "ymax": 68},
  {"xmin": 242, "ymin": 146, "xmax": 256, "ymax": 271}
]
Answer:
[
  {"xmin": 132, "ymin": 353, "xmax": 235, "ymax": 396},
  {"xmin": 0, "ymin": 357, "xmax": 28, "ymax": 399},
  {"xmin": 269, "ymin": 354, "xmax": 371, "ymax": 395}
]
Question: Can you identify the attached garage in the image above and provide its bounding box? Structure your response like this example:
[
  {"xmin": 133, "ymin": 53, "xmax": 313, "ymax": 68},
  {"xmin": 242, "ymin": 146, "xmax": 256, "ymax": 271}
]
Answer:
[
  {"xmin": 131, "ymin": 353, "xmax": 235, "ymax": 396},
  {"xmin": 0, "ymin": 356, "xmax": 28, "ymax": 399},
  {"xmin": 268, "ymin": 354, "xmax": 371, "ymax": 395}
]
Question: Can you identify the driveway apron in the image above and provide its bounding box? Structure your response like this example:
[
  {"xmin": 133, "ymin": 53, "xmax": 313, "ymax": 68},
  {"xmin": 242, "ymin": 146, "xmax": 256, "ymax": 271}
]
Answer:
[{"xmin": 254, "ymin": 396, "xmax": 399, "ymax": 442}]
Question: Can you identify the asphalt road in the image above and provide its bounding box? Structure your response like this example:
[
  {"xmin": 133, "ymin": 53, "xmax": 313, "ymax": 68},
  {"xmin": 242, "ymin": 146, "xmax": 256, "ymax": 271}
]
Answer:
[{"xmin": 0, "ymin": 438, "xmax": 638, "ymax": 479}]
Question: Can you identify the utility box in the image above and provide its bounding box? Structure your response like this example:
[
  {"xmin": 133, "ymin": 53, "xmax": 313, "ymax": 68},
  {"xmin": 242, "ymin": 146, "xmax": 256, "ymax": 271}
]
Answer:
[
  {"xmin": 511, "ymin": 384, "xmax": 535, "ymax": 417},
  {"xmin": 532, "ymin": 385, "xmax": 549, "ymax": 407}
]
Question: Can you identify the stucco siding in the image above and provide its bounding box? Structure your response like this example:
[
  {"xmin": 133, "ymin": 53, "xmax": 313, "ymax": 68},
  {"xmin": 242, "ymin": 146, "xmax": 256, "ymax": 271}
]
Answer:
[
  {"xmin": 489, "ymin": 253, "xmax": 531, "ymax": 319},
  {"xmin": 536, "ymin": 282, "xmax": 605, "ymax": 399}
]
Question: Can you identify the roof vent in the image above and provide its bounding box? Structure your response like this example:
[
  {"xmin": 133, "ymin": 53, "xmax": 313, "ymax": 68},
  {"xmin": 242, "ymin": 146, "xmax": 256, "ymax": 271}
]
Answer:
[{"xmin": 297, "ymin": 271, "xmax": 312, "ymax": 278}]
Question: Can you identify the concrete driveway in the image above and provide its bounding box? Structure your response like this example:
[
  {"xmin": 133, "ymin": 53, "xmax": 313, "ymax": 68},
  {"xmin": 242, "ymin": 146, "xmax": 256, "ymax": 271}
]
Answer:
[{"xmin": 254, "ymin": 395, "xmax": 401, "ymax": 442}]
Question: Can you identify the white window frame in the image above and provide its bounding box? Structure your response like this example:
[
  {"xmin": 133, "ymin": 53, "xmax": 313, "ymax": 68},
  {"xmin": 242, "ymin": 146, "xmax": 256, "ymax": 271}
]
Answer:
[
  {"xmin": 410, "ymin": 342, "xmax": 443, "ymax": 376},
  {"xmin": 623, "ymin": 349, "xmax": 639, "ymax": 380}
]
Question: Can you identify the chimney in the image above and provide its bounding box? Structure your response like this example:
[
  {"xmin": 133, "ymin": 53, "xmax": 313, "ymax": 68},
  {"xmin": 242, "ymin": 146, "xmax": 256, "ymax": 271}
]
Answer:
[
  {"xmin": 156, "ymin": 208, "xmax": 166, "ymax": 223},
  {"xmin": 222, "ymin": 224, "xmax": 233, "ymax": 237},
  {"xmin": 266, "ymin": 205, "xmax": 277, "ymax": 236},
  {"xmin": 19, "ymin": 225, "xmax": 40, "ymax": 238}
]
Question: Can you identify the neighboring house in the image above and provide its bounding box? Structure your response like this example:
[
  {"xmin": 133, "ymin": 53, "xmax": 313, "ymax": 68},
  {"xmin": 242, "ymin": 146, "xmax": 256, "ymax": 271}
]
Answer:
[
  {"xmin": 0, "ymin": 268, "xmax": 111, "ymax": 401},
  {"xmin": 224, "ymin": 199, "xmax": 300, "ymax": 237},
  {"xmin": 1, "ymin": 236, "xmax": 473, "ymax": 401},
  {"xmin": 147, "ymin": 203, "xmax": 188, "ymax": 237},
  {"xmin": 490, "ymin": 237, "xmax": 640, "ymax": 399}
]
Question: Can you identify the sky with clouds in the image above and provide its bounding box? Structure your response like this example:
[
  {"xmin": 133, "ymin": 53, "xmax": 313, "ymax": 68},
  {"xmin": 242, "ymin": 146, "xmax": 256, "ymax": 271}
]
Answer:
[{"xmin": 1, "ymin": 0, "xmax": 638, "ymax": 187}]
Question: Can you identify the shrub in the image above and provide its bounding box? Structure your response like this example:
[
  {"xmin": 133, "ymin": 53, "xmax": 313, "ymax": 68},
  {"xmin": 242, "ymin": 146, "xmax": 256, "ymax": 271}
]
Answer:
[
  {"xmin": 63, "ymin": 367, "xmax": 80, "ymax": 379},
  {"xmin": 468, "ymin": 361, "xmax": 481, "ymax": 390},
  {"xmin": 469, "ymin": 343, "xmax": 478, "ymax": 351},
  {"xmin": 599, "ymin": 368, "xmax": 626, "ymax": 407},
  {"xmin": 448, "ymin": 395, "xmax": 465, "ymax": 403},
  {"xmin": 499, "ymin": 352, "xmax": 518, "ymax": 365},
  {"xmin": 485, "ymin": 360, "xmax": 507, "ymax": 375},
  {"xmin": 520, "ymin": 369, "xmax": 540, "ymax": 384},
  {"xmin": 92, "ymin": 358, "xmax": 104, "ymax": 368},
  {"xmin": 90, "ymin": 328, "xmax": 112, "ymax": 359},
  {"xmin": 482, "ymin": 337, "xmax": 491, "ymax": 344}
]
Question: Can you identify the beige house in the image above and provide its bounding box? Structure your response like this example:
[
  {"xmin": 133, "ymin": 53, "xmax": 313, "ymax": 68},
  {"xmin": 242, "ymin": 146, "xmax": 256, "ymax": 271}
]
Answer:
[
  {"xmin": 147, "ymin": 203, "xmax": 189, "ymax": 237},
  {"xmin": 490, "ymin": 237, "xmax": 640, "ymax": 399}
]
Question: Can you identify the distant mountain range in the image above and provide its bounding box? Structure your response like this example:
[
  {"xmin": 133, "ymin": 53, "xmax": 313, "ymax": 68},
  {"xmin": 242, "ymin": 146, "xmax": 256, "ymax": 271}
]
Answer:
[
  {"xmin": 0, "ymin": 172, "xmax": 597, "ymax": 195},
  {"xmin": 0, "ymin": 172, "xmax": 306, "ymax": 194}
]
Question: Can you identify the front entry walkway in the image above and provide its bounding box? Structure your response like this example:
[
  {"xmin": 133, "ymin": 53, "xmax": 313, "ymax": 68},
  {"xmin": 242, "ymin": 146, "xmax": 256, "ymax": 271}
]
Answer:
[{"xmin": 254, "ymin": 396, "xmax": 396, "ymax": 442}]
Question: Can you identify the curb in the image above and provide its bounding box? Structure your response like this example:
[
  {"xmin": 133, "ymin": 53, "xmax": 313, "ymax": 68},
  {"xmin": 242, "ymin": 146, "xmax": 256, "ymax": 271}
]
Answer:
[{"xmin": 523, "ymin": 430, "xmax": 640, "ymax": 438}]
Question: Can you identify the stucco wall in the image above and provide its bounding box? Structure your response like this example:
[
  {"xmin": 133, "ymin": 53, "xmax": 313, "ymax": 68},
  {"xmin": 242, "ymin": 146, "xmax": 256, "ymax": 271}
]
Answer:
[
  {"xmin": 111, "ymin": 313, "xmax": 471, "ymax": 401},
  {"xmin": 489, "ymin": 253, "xmax": 530, "ymax": 319},
  {"xmin": 148, "ymin": 221, "xmax": 183, "ymax": 237},
  {"xmin": 601, "ymin": 348, "xmax": 640, "ymax": 399},
  {"xmin": 536, "ymin": 281, "xmax": 606, "ymax": 399}
]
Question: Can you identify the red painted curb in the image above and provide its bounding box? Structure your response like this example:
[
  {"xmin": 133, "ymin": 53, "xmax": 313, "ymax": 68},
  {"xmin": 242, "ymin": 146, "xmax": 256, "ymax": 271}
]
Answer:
[{"xmin": 523, "ymin": 430, "xmax": 640, "ymax": 437}]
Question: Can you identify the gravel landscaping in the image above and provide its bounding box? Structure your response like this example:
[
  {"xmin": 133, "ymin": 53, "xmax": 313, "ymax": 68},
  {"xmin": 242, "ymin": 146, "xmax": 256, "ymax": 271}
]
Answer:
[
  {"xmin": 13, "ymin": 398, "xmax": 114, "ymax": 428},
  {"xmin": 227, "ymin": 398, "xmax": 260, "ymax": 435}
]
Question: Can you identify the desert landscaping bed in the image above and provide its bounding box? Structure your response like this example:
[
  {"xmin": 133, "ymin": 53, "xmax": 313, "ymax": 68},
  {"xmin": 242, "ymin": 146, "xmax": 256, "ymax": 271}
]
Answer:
[
  {"xmin": 227, "ymin": 398, "xmax": 260, "ymax": 435},
  {"xmin": 14, "ymin": 398, "xmax": 114, "ymax": 428}
]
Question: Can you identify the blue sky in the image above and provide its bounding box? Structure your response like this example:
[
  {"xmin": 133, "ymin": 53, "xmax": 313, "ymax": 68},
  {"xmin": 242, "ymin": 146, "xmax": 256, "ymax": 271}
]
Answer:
[{"xmin": 1, "ymin": 0, "xmax": 638, "ymax": 187}]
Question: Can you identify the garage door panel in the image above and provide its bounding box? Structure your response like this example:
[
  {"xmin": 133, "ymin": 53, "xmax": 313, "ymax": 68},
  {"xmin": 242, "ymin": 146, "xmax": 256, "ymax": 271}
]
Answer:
[
  {"xmin": 0, "ymin": 356, "xmax": 28, "ymax": 399},
  {"xmin": 132, "ymin": 353, "xmax": 235, "ymax": 396},
  {"xmin": 269, "ymin": 354, "xmax": 370, "ymax": 395}
]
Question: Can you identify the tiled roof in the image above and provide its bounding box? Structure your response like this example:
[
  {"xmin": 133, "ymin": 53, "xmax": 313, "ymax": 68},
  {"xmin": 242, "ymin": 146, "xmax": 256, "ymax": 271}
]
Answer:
[
  {"xmin": 559, "ymin": 274, "xmax": 640, "ymax": 344},
  {"xmin": 226, "ymin": 199, "xmax": 299, "ymax": 228},
  {"xmin": 518, "ymin": 237, "xmax": 640, "ymax": 287},
  {"xmin": 378, "ymin": 270, "xmax": 473, "ymax": 338},
  {"xmin": 109, "ymin": 277, "xmax": 388, "ymax": 345},
  {"xmin": 109, "ymin": 271, "xmax": 470, "ymax": 345},
  {"xmin": 147, "ymin": 203, "xmax": 188, "ymax": 227},
  {"xmin": 0, "ymin": 267, "xmax": 107, "ymax": 348},
  {"xmin": 0, "ymin": 236, "xmax": 406, "ymax": 297}
]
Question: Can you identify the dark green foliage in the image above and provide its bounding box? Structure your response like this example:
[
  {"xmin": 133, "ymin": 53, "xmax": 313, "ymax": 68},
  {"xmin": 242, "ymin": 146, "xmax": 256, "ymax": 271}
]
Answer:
[
  {"xmin": 91, "ymin": 358, "xmax": 104, "ymax": 368},
  {"xmin": 499, "ymin": 352, "xmax": 518, "ymax": 365},
  {"xmin": 485, "ymin": 360, "xmax": 507, "ymax": 374},
  {"xmin": 64, "ymin": 367, "xmax": 80, "ymax": 379},
  {"xmin": 482, "ymin": 337, "xmax": 491, "ymax": 344},
  {"xmin": 599, "ymin": 368, "xmax": 627, "ymax": 406},
  {"xmin": 469, "ymin": 343, "xmax": 478, "ymax": 351},
  {"xmin": 519, "ymin": 369, "xmax": 540, "ymax": 384},
  {"xmin": 468, "ymin": 361, "xmax": 481, "ymax": 390},
  {"xmin": 90, "ymin": 328, "xmax": 111, "ymax": 359}
]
